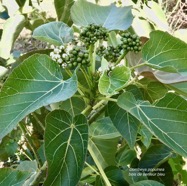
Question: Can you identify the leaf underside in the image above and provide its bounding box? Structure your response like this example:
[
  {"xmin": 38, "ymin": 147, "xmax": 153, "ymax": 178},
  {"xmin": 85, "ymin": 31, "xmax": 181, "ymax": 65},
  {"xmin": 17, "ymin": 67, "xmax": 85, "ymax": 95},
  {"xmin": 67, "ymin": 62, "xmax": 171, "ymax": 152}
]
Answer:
[{"xmin": 71, "ymin": 0, "xmax": 133, "ymax": 30}]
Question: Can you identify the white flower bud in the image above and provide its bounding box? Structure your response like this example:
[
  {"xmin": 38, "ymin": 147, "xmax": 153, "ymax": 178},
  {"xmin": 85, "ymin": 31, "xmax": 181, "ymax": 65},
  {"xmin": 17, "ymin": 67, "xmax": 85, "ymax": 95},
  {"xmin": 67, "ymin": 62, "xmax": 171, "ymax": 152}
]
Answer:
[
  {"xmin": 62, "ymin": 53, "xmax": 67, "ymax": 58},
  {"xmin": 57, "ymin": 58, "xmax": 63, "ymax": 63},
  {"xmin": 55, "ymin": 54, "xmax": 61, "ymax": 59},
  {"xmin": 50, "ymin": 52, "xmax": 55, "ymax": 57},
  {"xmin": 50, "ymin": 45, "xmax": 55, "ymax": 49},
  {"xmin": 62, "ymin": 63, "xmax": 67, "ymax": 68},
  {"xmin": 59, "ymin": 45, "xmax": 64, "ymax": 50},
  {"xmin": 54, "ymin": 48, "xmax": 60, "ymax": 54}
]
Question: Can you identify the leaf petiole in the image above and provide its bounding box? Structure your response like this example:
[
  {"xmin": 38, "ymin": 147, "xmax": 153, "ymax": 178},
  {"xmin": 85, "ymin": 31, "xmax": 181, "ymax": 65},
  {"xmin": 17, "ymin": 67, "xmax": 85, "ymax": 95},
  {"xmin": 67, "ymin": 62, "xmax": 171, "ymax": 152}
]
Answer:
[{"xmin": 88, "ymin": 143, "xmax": 112, "ymax": 186}]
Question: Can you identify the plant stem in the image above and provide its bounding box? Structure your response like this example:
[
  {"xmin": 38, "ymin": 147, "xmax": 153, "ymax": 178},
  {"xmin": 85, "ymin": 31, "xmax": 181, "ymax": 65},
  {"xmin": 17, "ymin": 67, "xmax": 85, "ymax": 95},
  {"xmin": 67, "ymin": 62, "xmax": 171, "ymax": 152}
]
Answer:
[
  {"xmin": 85, "ymin": 162, "xmax": 100, "ymax": 175},
  {"xmin": 130, "ymin": 62, "xmax": 148, "ymax": 70},
  {"xmin": 32, "ymin": 113, "xmax": 45, "ymax": 131},
  {"xmin": 115, "ymin": 51, "xmax": 128, "ymax": 65},
  {"xmin": 88, "ymin": 105, "xmax": 106, "ymax": 124},
  {"xmin": 19, "ymin": 122, "xmax": 42, "ymax": 168},
  {"xmin": 80, "ymin": 67, "xmax": 93, "ymax": 89},
  {"xmin": 96, "ymin": 97, "xmax": 117, "ymax": 102},
  {"xmin": 81, "ymin": 105, "xmax": 92, "ymax": 116},
  {"xmin": 30, "ymin": 161, "xmax": 48, "ymax": 186},
  {"xmin": 92, "ymin": 99, "xmax": 106, "ymax": 110},
  {"xmin": 88, "ymin": 144, "xmax": 112, "ymax": 186},
  {"xmin": 89, "ymin": 44, "xmax": 95, "ymax": 74}
]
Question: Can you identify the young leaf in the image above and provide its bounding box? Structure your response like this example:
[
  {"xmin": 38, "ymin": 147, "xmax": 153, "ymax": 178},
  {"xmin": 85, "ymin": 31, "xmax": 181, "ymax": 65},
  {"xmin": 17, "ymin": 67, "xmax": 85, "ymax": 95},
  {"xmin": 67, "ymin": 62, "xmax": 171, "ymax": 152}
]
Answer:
[
  {"xmin": 107, "ymin": 102, "xmax": 139, "ymax": 149},
  {"xmin": 0, "ymin": 168, "xmax": 31, "ymax": 186},
  {"xmin": 0, "ymin": 54, "xmax": 77, "ymax": 140},
  {"xmin": 44, "ymin": 110, "xmax": 88, "ymax": 186},
  {"xmin": 33, "ymin": 22, "xmax": 74, "ymax": 46},
  {"xmin": 98, "ymin": 66, "xmax": 131, "ymax": 96},
  {"xmin": 138, "ymin": 144, "xmax": 173, "ymax": 169},
  {"xmin": 71, "ymin": 0, "xmax": 133, "ymax": 30},
  {"xmin": 0, "ymin": 14, "xmax": 25, "ymax": 59},
  {"xmin": 142, "ymin": 31, "xmax": 187, "ymax": 72},
  {"xmin": 54, "ymin": 0, "xmax": 74, "ymax": 25},
  {"xmin": 117, "ymin": 92, "xmax": 187, "ymax": 157}
]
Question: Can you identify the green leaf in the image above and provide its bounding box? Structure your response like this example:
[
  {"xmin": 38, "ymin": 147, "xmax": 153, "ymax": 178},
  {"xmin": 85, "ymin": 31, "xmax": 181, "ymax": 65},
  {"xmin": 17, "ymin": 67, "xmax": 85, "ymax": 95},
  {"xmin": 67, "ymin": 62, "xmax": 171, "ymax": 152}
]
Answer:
[
  {"xmin": 108, "ymin": 101, "xmax": 139, "ymax": 149},
  {"xmin": 99, "ymin": 66, "xmax": 131, "ymax": 96},
  {"xmin": 54, "ymin": 0, "xmax": 74, "ymax": 25},
  {"xmin": 16, "ymin": 160, "xmax": 38, "ymax": 172},
  {"xmin": 146, "ymin": 82, "xmax": 168, "ymax": 102},
  {"xmin": 169, "ymin": 81, "xmax": 187, "ymax": 97},
  {"xmin": 142, "ymin": 30, "xmax": 187, "ymax": 72},
  {"xmin": 130, "ymin": 180, "xmax": 164, "ymax": 186},
  {"xmin": 117, "ymin": 92, "xmax": 187, "ymax": 157},
  {"xmin": 0, "ymin": 168, "xmax": 31, "ymax": 186},
  {"xmin": 155, "ymin": 93, "xmax": 187, "ymax": 110},
  {"xmin": 138, "ymin": 125, "xmax": 152, "ymax": 148},
  {"xmin": 0, "ymin": 14, "xmax": 25, "ymax": 59},
  {"xmin": 89, "ymin": 117, "xmax": 120, "ymax": 139},
  {"xmin": 0, "ymin": 136, "xmax": 18, "ymax": 161},
  {"xmin": 0, "ymin": 54, "xmax": 77, "ymax": 140},
  {"xmin": 105, "ymin": 166, "xmax": 128, "ymax": 186},
  {"xmin": 139, "ymin": 144, "xmax": 173, "ymax": 169},
  {"xmin": 71, "ymin": 0, "xmax": 133, "ymax": 30},
  {"xmin": 116, "ymin": 146, "xmax": 136, "ymax": 167},
  {"xmin": 80, "ymin": 166, "xmax": 97, "ymax": 185},
  {"xmin": 60, "ymin": 97, "xmax": 86, "ymax": 116},
  {"xmin": 148, "ymin": 162, "xmax": 174, "ymax": 186},
  {"xmin": 89, "ymin": 117, "xmax": 120, "ymax": 167},
  {"xmin": 44, "ymin": 110, "xmax": 88, "ymax": 186},
  {"xmin": 124, "ymin": 166, "xmax": 147, "ymax": 184},
  {"xmin": 33, "ymin": 22, "xmax": 74, "ymax": 46}
]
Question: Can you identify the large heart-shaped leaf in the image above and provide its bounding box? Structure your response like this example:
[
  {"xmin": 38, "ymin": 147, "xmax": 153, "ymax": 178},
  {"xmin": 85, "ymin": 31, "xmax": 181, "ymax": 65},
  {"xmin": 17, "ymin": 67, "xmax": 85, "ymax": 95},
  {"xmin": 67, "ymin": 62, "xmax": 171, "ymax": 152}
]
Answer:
[
  {"xmin": 54, "ymin": 0, "xmax": 74, "ymax": 25},
  {"xmin": 71, "ymin": 0, "xmax": 133, "ymax": 30},
  {"xmin": 98, "ymin": 66, "xmax": 131, "ymax": 96},
  {"xmin": 44, "ymin": 110, "xmax": 88, "ymax": 186},
  {"xmin": 33, "ymin": 22, "xmax": 74, "ymax": 46},
  {"xmin": 0, "ymin": 54, "xmax": 77, "ymax": 140},
  {"xmin": 142, "ymin": 31, "xmax": 187, "ymax": 72},
  {"xmin": 0, "ymin": 168, "xmax": 31, "ymax": 186},
  {"xmin": 117, "ymin": 92, "xmax": 187, "ymax": 157}
]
